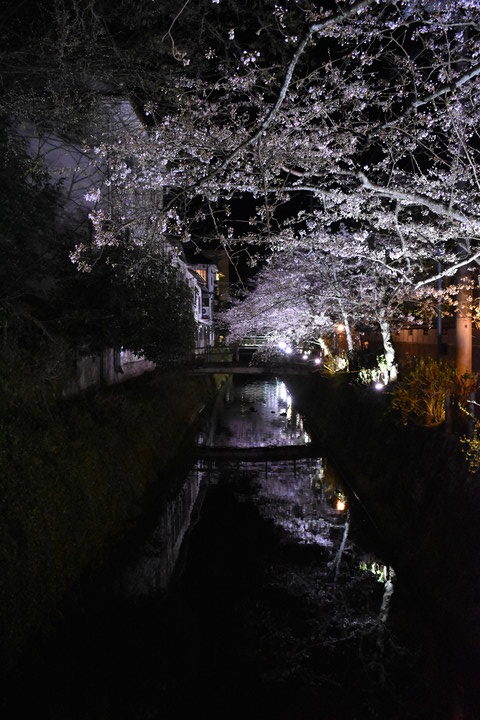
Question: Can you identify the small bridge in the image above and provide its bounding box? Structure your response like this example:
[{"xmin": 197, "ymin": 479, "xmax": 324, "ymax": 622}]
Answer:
[
  {"xmin": 196, "ymin": 443, "xmax": 320, "ymax": 462},
  {"xmin": 189, "ymin": 364, "xmax": 314, "ymax": 375},
  {"xmin": 190, "ymin": 343, "xmax": 317, "ymax": 375}
]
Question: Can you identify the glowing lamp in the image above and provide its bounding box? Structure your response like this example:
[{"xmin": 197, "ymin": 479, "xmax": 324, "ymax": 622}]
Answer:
[
  {"xmin": 285, "ymin": 347, "xmax": 293, "ymax": 355},
  {"xmin": 336, "ymin": 499, "xmax": 346, "ymax": 511},
  {"xmin": 314, "ymin": 358, "xmax": 321, "ymax": 365},
  {"xmin": 374, "ymin": 382, "xmax": 385, "ymax": 391},
  {"xmin": 337, "ymin": 323, "xmax": 345, "ymax": 332}
]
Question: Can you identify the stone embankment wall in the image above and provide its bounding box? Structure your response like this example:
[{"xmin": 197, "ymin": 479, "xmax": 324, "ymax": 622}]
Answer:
[
  {"xmin": 119, "ymin": 466, "xmax": 206, "ymax": 598},
  {"xmin": 1, "ymin": 370, "xmax": 228, "ymax": 667},
  {"xmin": 62, "ymin": 348, "xmax": 156, "ymax": 396}
]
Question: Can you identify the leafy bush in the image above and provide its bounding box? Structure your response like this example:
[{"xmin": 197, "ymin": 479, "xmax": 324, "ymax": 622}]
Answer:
[
  {"xmin": 453, "ymin": 371, "xmax": 480, "ymax": 409},
  {"xmin": 322, "ymin": 352, "xmax": 349, "ymax": 375},
  {"xmin": 391, "ymin": 357, "xmax": 458, "ymax": 426},
  {"xmin": 358, "ymin": 355, "xmax": 395, "ymax": 386},
  {"xmin": 460, "ymin": 425, "xmax": 480, "ymax": 473}
]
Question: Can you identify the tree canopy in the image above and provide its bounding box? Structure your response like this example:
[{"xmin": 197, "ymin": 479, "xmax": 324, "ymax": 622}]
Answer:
[{"xmin": 3, "ymin": 0, "xmax": 480, "ymax": 364}]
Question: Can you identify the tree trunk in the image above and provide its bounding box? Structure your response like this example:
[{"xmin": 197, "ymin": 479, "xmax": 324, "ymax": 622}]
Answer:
[
  {"xmin": 318, "ymin": 337, "xmax": 331, "ymax": 356},
  {"xmin": 337, "ymin": 298, "xmax": 354, "ymax": 352},
  {"xmin": 333, "ymin": 519, "xmax": 350, "ymax": 586},
  {"xmin": 342, "ymin": 312, "xmax": 354, "ymax": 352},
  {"xmin": 379, "ymin": 318, "xmax": 397, "ymax": 381}
]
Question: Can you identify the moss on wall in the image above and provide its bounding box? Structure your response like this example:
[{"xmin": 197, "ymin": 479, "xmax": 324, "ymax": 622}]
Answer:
[{"xmin": 0, "ymin": 370, "xmax": 228, "ymax": 666}]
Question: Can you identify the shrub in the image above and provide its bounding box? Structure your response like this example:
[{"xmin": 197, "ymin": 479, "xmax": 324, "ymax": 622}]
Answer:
[
  {"xmin": 391, "ymin": 357, "xmax": 457, "ymax": 426},
  {"xmin": 460, "ymin": 425, "xmax": 480, "ymax": 473},
  {"xmin": 322, "ymin": 352, "xmax": 349, "ymax": 375},
  {"xmin": 358, "ymin": 355, "xmax": 395, "ymax": 386}
]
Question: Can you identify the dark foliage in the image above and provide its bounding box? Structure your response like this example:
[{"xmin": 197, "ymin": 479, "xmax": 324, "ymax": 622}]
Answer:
[{"xmin": 0, "ymin": 127, "xmax": 195, "ymax": 363}]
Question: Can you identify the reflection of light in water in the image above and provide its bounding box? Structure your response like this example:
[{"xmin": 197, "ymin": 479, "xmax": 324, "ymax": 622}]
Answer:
[
  {"xmin": 279, "ymin": 381, "xmax": 293, "ymax": 420},
  {"xmin": 335, "ymin": 492, "xmax": 347, "ymax": 511},
  {"xmin": 359, "ymin": 562, "xmax": 396, "ymax": 623},
  {"xmin": 311, "ymin": 461, "xmax": 325, "ymax": 490},
  {"xmin": 359, "ymin": 561, "xmax": 389, "ymax": 582},
  {"xmin": 206, "ymin": 379, "xmax": 310, "ymax": 447},
  {"xmin": 294, "ymin": 413, "xmax": 310, "ymax": 443},
  {"xmin": 249, "ymin": 458, "xmax": 335, "ymax": 546},
  {"xmin": 244, "ymin": 456, "xmax": 354, "ymax": 548}
]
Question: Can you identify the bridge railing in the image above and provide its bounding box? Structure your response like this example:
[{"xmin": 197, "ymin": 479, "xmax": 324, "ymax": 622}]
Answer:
[
  {"xmin": 190, "ymin": 346, "xmax": 234, "ymax": 365},
  {"xmin": 240, "ymin": 336, "xmax": 269, "ymax": 347}
]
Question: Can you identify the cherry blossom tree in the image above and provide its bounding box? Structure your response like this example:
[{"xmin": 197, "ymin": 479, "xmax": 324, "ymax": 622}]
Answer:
[
  {"xmin": 5, "ymin": 1, "xmax": 480, "ymax": 369},
  {"xmin": 69, "ymin": 1, "xmax": 480, "ymax": 366},
  {"xmin": 220, "ymin": 250, "xmax": 337, "ymax": 352},
  {"xmin": 221, "ymin": 241, "xmax": 444, "ymax": 369}
]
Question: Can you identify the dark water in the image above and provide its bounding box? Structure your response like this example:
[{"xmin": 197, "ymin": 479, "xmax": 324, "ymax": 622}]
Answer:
[{"xmin": 3, "ymin": 377, "xmax": 444, "ymax": 719}]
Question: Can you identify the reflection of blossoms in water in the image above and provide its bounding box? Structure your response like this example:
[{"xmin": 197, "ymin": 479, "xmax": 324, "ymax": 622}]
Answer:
[
  {"xmin": 203, "ymin": 378, "xmax": 312, "ymax": 448},
  {"xmin": 199, "ymin": 377, "xmax": 348, "ymax": 545},
  {"xmin": 271, "ymin": 514, "xmax": 334, "ymax": 546},
  {"xmin": 200, "ymin": 378, "xmax": 346, "ymax": 547},
  {"xmin": 248, "ymin": 458, "xmax": 346, "ymax": 547}
]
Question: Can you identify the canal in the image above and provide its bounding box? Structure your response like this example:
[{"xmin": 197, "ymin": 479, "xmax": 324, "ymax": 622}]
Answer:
[{"xmin": 4, "ymin": 376, "xmax": 450, "ymax": 719}]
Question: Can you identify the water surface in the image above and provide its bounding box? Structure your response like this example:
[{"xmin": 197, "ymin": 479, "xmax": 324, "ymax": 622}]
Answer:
[{"xmin": 5, "ymin": 376, "xmax": 437, "ymax": 720}]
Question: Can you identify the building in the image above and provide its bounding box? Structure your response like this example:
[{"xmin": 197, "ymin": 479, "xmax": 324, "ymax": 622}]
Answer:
[
  {"xmin": 188, "ymin": 262, "xmax": 217, "ymax": 349},
  {"xmin": 393, "ymin": 322, "xmax": 480, "ymax": 373}
]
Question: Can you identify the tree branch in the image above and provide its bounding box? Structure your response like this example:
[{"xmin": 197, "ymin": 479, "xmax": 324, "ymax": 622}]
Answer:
[
  {"xmin": 368, "ymin": 64, "xmax": 480, "ymax": 140},
  {"xmin": 356, "ymin": 172, "xmax": 480, "ymax": 225},
  {"xmin": 185, "ymin": 0, "xmax": 373, "ymax": 191},
  {"xmin": 414, "ymin": 250, "xmax": 480, "ymax": 289},
  {"xmin": 414, "ymin": 64, "xmax": 480, "ymax": 110}
]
